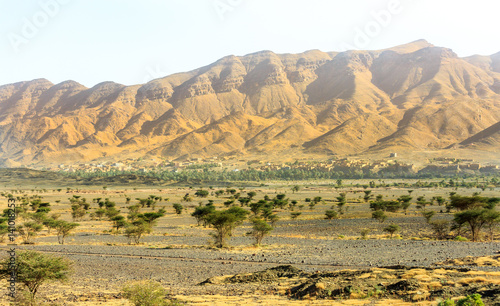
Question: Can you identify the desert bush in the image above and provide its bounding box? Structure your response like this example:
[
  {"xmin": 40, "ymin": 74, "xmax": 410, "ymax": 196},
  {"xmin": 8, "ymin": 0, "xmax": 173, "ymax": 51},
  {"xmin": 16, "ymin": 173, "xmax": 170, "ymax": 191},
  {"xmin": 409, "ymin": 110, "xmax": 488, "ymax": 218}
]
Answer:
[
  {"xmin": 290, "ymin": 212, "xmax": 301, "ymax": 219},
  {"xmin": 325, "ymin": 210, "xmax": 338, "ymax": 220},
  {"xmin": 363, "ymin": 190, "xmax": 372, "ymax": 202},
  {"xmin": 360, "ymin": 228, "xmax": 370, "ymax": 239},
  {"xmin": 416, "ymin": 196, "xmax": 429, "ymax": 210},
  {"xmin": 105, "ymin": 207, "xmax": 120, "ymax": 219},
  {"xmin": 430, "ymin": 220, "xmax": 450, "ymax": 240},
  {"xmin": 370, "ymin": 200, "xmax": 401, "ymax": 212},
  {"xmin": 122, "ymin": 280, "xmax": 180, "ymax": 306},
  {"xmin": 173, "ymin": 203, "xmax": 184, "ymax": 215},
  {"xmin": 456, "ymin": 293, "xmax": 484, "ymax": 306},
  {"xmin": 437, "ymin": 299, "xmax": 455, "ymax": 306}
]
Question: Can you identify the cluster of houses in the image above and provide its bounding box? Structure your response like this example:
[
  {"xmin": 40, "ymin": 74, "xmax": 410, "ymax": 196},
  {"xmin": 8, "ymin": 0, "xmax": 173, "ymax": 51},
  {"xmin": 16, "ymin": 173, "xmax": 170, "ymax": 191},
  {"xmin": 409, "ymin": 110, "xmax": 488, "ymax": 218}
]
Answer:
[
  {"xmin": 255, "ymin": 159, "xmax": 416, "ymax": 174},
  {"xmin": 419, "ymin": 158, "xmax": 499, "ymax": 174},
  {"xmin": 50, "ymin": 155, "xmax": 499, "ymax": 176}
]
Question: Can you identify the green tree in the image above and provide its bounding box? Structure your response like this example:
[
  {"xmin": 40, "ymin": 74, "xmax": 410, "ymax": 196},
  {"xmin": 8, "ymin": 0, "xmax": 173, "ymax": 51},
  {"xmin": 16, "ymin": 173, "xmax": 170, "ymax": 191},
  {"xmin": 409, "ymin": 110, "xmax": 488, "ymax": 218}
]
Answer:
[
  {"xmin": 449, "ymin": 195, "xmax": 499, "ymax": 211},
  {"xmin": 55, "ymin": 221, "xmax": 79, "ymax": 244},
  {"xmin": 453, "ymin": 209, "xmax": 491, "ymax": 242},
  {"xmin": 206, "ymin": 207, "xmax": 249, "ymax": 248},
  {"xmin": 95, "ymin": 208, "xmax": 106, "ymax": 220},
  {"xmin": 250, "ymin": 200, "xmax": 264, "ymax": 215},
  {"xmin": 195, "ymin": 189, "xmax": 209, "ymax": 198},
  {"xmin": 325, "ymin": 210, "xmax": 338, "ymax": 220},
  {"xmin": 397, "ymin": 195, "xmax": 412, "ymax": 213},
  {"xmin": 17, "ymin": 221, "xmax": 43, "ymax": 244},
  {"xmin": 191, "ymin": 205, "xmax": 215, "ymax": 226},
  {"xmin": 111, "ymin": 215, "xmax": 128, "ymax": 231},
  {"xmin": 372, "ymin": 210, "xmax": 387, "ymax": 223},
  {"xmin": 246, "ymin": 218, "xmax": 273, "ymax": 246},
  {"xmin": 139, "ymin": 211, "xmax": 165, "ymax": 226},
  {"xmin": 363, "ymin": 190, "xmax": 372, "ymax": 202},
  {"xmin": 416, "ymin": 196, "xmax": 429, "ymax": 210},
  {"xmin": 124, "ymin": 220, "xmax": 152, "ymax": 244},
  {"xmin": 482, "ymin": 209, "xmax": 500, "ymax": 242},
  {"xmin": 336, "ymin": 193, "xmax": 347, "ymax": 214},
  {"xmin": 0, "ymin": 250, "xmax": 72, "ymax": 304},
  {"xmin": 383, "ymin": 224, "xmax": 400, "ymax": 238},
  {"xmin": 422, "ymin": 211, "xmax": 436, "ymax": 223},
  {"xmin": 172, "ymin": 203, "xmax": 184, "ymax": 215}
]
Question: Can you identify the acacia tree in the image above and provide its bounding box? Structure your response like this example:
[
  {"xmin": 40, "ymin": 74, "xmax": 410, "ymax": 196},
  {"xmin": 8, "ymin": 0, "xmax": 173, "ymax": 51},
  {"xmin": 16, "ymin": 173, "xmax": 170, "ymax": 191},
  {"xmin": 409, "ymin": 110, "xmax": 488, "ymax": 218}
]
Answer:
[
  {"xmin": 17, "ymin": 221, "xmax": 43, "ymax": 244},
  {"xmin": 125, "ymin": 220, "xmax": 152, "ymax": 244},
  {"xmin": 172, "ymin": 203, "xmax": 184, "ymax": 214},
  {"xmin": 207, "ymin": 207, "xmax": 249, "ymax": 248},
  {"xmin": 383, "ymin": 224, "xmax": 400, "ymax": 238},
  {"xmin": 191, "ymin": 204, "xmax": 216, "ymax": 226},
  {"xmin": 246, "ymin": 218, "xmax": 273, "ymax": 246},
  {"xmin": 55, "ymin": 220, "xmax": 79, "ymax": 244},
  {"xmin": 0, "ymin": 250, "xmax": 72, "ymax": 304},
  {"xmin": 453, "ymin": 209, "xmax": 493, "ymax": 242},
  {"xmin": 482, "ymin": 210, "xmax": 500, "ymax": 242},
  {"xmin": 372, "ymin": 210, "xmax": 387, "ymax": 223}
]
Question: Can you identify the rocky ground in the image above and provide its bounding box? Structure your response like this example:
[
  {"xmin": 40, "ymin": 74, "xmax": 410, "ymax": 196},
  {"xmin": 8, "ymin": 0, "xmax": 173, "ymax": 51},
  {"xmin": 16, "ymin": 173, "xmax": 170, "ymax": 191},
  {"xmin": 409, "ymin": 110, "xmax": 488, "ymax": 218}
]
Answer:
[
  {"xmin": 1, "ymin": 232, "xmax": 499, "ymax": 305},
  {"xmin": 0, "ymin": 182, "xmax": 498, "ymax": 305}
]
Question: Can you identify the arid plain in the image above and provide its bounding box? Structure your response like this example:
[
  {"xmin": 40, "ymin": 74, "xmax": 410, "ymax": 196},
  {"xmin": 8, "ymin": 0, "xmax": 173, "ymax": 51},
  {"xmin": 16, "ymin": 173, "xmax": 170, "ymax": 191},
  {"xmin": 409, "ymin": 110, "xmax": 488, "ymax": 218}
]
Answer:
[{"xmin": 0, "ymin": 170, "xmax": 499, "ymax": 305}]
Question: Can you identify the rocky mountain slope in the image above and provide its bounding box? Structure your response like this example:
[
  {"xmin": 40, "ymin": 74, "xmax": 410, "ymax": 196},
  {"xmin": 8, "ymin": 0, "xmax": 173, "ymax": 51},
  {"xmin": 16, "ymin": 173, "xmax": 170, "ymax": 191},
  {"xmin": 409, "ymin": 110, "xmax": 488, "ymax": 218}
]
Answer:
[{"xmin": 1, "ymin": 40, "xmax": 499, "ymax": 167}]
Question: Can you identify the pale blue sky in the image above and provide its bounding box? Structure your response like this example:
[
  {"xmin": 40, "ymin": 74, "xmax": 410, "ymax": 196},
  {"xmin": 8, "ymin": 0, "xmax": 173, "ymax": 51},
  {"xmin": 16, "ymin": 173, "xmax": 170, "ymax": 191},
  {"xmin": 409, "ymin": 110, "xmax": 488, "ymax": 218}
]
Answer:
[{"xmin": 1, "ymin": 0, "xmax": 500, "ymax": 87}]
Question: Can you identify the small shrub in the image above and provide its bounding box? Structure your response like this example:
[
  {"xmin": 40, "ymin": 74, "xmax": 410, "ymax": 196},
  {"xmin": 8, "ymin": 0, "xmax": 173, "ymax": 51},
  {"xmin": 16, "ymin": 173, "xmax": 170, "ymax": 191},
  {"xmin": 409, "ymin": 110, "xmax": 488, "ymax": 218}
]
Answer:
[
  {"xmin": 173, "ymin": 204, "xmax": 183, "ymax": 215},
  {"xmin": 437, "ymin": 299, "xmax": 455, "ymax": 306},
  {"xmin": 422, "ymin": 211, "xmax": 436, "ymax": 223},
  {"xmin": 291, "ymin": 212, "xmax": 301, "ymax": 219},
  {"xmin": 325, "ymin": 210, "xmax": 338, "ymax": 220},
  {"xmin": 454, "ymin": 235, "xmax": 468, "ymax": 241},
  {"xmin": 456, "ymin": 293, "xmax": 484, "ymax": 306},
  {"xmin": 122, "ymin": 280, "xmax": 179, "ymax": 306},
  {"xmin": 360, "ymin": 228, "xmax": 370, "ymax": 239},
  {"xmin": 430, "ymin": 220, "xmax": 450, "ymax": 240}
]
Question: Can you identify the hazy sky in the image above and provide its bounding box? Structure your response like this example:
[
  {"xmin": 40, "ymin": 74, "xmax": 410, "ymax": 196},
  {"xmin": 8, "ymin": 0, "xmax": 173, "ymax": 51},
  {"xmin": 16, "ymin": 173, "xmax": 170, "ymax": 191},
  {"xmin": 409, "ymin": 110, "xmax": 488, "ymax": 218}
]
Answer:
[{"xmin": 1, "ymin": 0, "xmax": 500, "ymax": 87}]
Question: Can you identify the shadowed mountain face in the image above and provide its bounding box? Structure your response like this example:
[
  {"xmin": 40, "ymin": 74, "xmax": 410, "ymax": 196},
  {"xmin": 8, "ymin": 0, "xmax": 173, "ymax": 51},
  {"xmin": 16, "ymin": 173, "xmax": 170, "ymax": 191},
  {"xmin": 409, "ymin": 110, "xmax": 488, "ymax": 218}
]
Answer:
[{"xmin": 1, "ymin": 40, "xmax": 499, "ymax": 166}]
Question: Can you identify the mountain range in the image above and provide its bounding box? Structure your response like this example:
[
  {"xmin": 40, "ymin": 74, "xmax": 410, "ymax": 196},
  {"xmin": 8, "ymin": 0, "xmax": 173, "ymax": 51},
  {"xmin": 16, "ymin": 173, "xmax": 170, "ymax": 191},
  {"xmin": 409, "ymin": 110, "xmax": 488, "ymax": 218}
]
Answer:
[{"xmin": 1, "ymin": 39, "xmax": 499, "ymax": 167}]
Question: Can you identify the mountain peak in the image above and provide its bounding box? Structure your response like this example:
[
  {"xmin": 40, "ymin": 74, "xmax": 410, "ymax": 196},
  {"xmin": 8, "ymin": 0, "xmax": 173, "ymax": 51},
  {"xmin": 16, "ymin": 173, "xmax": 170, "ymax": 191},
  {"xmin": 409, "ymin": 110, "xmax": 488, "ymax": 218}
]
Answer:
[{"xmin": 382, "ymin": 39, "xmax": 434, "ymax": 54}]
